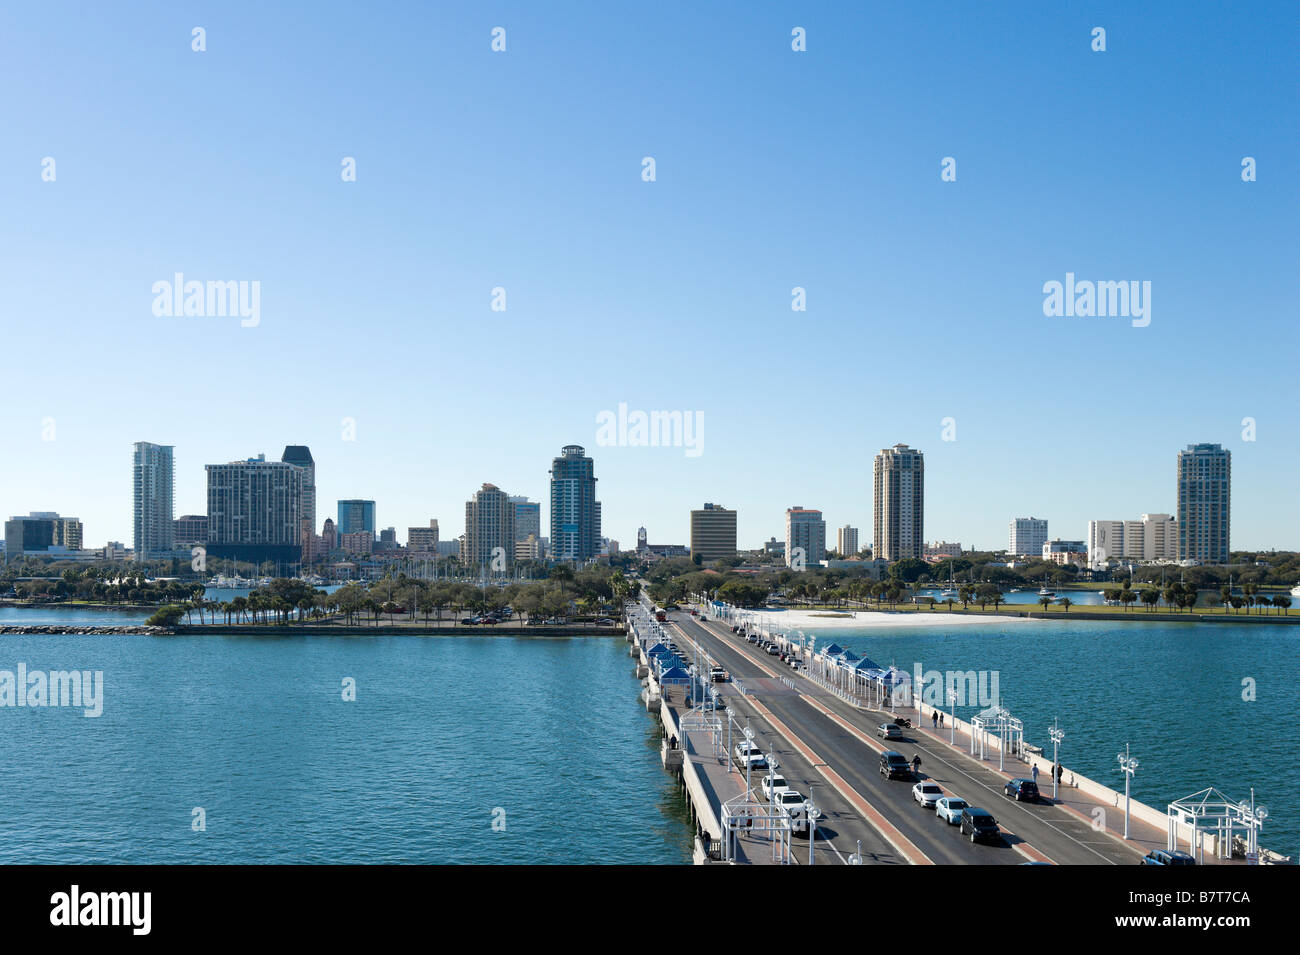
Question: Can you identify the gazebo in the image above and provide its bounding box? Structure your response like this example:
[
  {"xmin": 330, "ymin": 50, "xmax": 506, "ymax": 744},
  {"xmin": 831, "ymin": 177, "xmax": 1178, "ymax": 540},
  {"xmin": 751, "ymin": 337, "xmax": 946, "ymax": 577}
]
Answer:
[
  {"xmin": 970, "ymin": 703, "xmax": 1023, "ymax": 767},
  {"xmin": 1167, "ymin": 787, "xmax": 1267, "ymax": 863}
]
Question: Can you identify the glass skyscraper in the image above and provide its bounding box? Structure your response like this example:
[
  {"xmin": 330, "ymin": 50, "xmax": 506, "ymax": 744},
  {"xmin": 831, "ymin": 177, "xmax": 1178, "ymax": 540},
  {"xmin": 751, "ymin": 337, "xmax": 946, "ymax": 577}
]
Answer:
[
  {"xmin": 549, "ymin": 445, "xmax": 600, "ymax": 563},
  {"xmin": 1177, "ymin": 443, "xmax": 1231, "ymax": 564},
  {"xmin": 133, "ymin": 442, "xmax": 174, "ymax": 561}
]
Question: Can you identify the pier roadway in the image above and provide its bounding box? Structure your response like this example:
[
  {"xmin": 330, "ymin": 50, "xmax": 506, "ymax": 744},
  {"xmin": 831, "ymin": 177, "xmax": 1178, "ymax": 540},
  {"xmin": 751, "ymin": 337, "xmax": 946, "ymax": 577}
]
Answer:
[
  {"xmin": 663, "ymin": 683, "xmax": 899, "ymax": 865},
  {"xmin": 671, "ymin": 613, "xmax": 1141, "ymax": 865}
]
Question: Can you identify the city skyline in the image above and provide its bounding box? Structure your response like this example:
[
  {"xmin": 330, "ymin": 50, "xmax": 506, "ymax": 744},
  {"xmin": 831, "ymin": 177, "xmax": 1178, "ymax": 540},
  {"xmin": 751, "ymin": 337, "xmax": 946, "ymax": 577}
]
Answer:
[{"xmin": 2, "ymin": 4, "xmax": 1297, "ymax": 554}]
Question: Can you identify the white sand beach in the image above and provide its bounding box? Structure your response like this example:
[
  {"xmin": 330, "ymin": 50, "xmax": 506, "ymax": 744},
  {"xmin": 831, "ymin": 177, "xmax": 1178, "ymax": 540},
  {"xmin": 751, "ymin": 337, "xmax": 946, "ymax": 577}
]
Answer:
[{"xmin": 731, "ymin": 609, "xmax": 1028, "ymax": 631}]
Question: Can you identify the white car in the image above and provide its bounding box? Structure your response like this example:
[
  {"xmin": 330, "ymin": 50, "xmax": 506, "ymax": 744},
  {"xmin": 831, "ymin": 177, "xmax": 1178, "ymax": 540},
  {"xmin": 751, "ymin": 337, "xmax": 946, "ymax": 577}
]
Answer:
[
  {"xmin": 774, "ymin": 789, "xmax": 810, "ymax": 833},
  {"xmin": 734, "ymin": 740, "xmax": 767, "ymax": 770},
  {"xmin": 935, "ymin": 796, "xmax": 969, "ymax": 824},
  {"xmin": 761, "ymin": 773, "xmax": 790, "ymax": 800},
  {"xmin": 913, "ymin": 782, "xmax": 944, "ymax": 808}
]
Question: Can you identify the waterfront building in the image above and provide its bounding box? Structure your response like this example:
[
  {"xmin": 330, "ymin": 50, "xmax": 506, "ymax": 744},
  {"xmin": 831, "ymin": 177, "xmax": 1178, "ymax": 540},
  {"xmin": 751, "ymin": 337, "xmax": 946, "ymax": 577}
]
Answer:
[
  {"xmin": 408, "ymin": 521, "xmax": 439, "ymax": 553},
  {"xmin": 3, "ymin": 512, "xmax": 82, "ymax": 559},
  {"xmin": 1177, "ymin": 444, "xmax": 1231, "ymax": 564},
  {"xmin": 205, "ymin": 454, "xmax": 303, "ymax": 565},
  {"xmin": 690, "ymin": 503, "xmax": 737, "ymax": 562},
  {"xmin": 436, "ymin": 539, "xmax": 461, "ymax": 558},
  {"xmin": 1043, "ymin": 539, "xmax": 1087, "ymax": 567},
  {"xmin": 1087, "ymin": 520, "xmax": 1125, "ymax": 569},
  {"xmin": 133, "ymin": 442, "xmax": 174, "ymax": 561},
  {"xmin": 1090, "ymin": 514, "xmax": 1178, "ymax": 567},
  {"xmin": 515, "ymin": 533, "xmax": 545, "ymax": 562},
  {"xmin": 1008, "ymin": 517, "xmax": 1048, "ymax": 557},
  {"xmin": 173, "ymin": 514, "xmax": 208, "ymax": 548},
  {"xmin": 549, "ymin": 446, "xmax": 600, "ymax": 563},
  {"xmin": 464, "ymin": 483, "xmax": 516, "ymax": 569},
  {"xmin": 874, "ymin": 444, "xmax": 924, "ymax": 561},
  {"xmin": 337, "ymin": 500, "xmax": 376, "ymax": 539},
  {"xmin": 281, "ymin": 446, "xmax": 316, "ymax": 533},
  {"xmin": 785, "ymin": 507, "xmax": 826, "ymax": 568},
  {"xmin": 837, "ymin": 525, "xmax": 859, "ymax": 557},
  {"xmin": 924, "ymin": 541, "xmax": 962, "ymax": 560},
  {"xmin": 340, "ymin": 531, "xmax": 374, "ymax": 556}
]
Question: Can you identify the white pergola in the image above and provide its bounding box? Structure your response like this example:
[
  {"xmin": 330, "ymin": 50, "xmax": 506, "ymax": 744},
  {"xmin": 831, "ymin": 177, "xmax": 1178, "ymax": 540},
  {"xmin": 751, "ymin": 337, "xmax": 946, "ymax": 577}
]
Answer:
[
  {"xmin": 970, "ymin": 703, "xmax": 1024, "ymax": 765},
  {"xmin": 1166, "ymin": 787, "xmax": 1267, "ymax": 863},
  {"xmin": 720, "ymin": 789, "xmax": 792, "ymax": 864}
]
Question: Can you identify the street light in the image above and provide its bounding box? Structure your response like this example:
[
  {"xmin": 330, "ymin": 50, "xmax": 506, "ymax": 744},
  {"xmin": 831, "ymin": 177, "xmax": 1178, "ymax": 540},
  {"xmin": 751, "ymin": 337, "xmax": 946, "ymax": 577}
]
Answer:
[
  {"xmin": 1117, "ymin": 743, "xmax": 1139, "ymax": 839},
  {"xmin": 806, "ymin": 786, "xmax": 820, "ymax": 866},
  {"xmin": 947, "ymin": 687, "xmax": 958, "ymax": 745},
  {"xmin": 744, "ymin": 723, "xmax": 755, "ymax": 793},
  {"xmin": 1049, "ymin": 719, "xmax": 1065, "ymax": 800}
]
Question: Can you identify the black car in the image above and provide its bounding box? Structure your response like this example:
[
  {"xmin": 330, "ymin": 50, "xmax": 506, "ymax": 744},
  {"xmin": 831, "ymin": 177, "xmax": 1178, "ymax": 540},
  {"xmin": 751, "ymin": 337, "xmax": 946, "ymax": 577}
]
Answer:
[
  {"xmin": 1004, "ymin": 778, "xmax": 1040, "ymax": 802},
  {"xmin": 959, "ymin": 808, "xmax": 1001, "ymax": 843},
  {"xmin": 1140, "ymin": 849, "xmax": 1196, "ymax": 866},
  {"xmin": 879, "ymin": 751, "xmax": 913, "ymax": 780},
  {"xmin": 731, "ymin": 626, "xmax": 739, "ymax": 633}
]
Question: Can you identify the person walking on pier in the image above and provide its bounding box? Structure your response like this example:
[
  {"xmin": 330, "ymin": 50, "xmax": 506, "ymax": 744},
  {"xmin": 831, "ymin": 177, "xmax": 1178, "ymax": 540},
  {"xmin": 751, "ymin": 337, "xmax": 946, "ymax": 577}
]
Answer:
[
  {"xmin": 939, "ymin": 712, "xmax": 944, "ymax": 729},
  {"xmin": 932, "ymin": 711, "xmax": 938, "ymax": 729},
  {"xmin": 1031, "ymin": 764, "xmax": 1039, "ymax": 785},
  {"xmin": 912, "ymin": 754, "xmax": 922, "ymax": 777}
]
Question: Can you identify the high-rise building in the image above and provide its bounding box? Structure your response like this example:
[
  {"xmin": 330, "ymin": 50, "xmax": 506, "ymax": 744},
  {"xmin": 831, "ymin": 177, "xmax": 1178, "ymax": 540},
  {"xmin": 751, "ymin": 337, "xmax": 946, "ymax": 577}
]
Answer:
[
  {"xmin": 337, "ymin": 500, "xmax": 376, "ymax": 538},
  {"xmin": 837, "ymin": 525, "xmax": 859, "ymax": 557},
  {"xmin": 281, "ymin": 446, "xmax": 316, "ymax": 533},
  {"xmin": 133, "ymin": 442, "xmax": 175, "ymax": 561},
  {"xmin": 408, "ymin": 521, "xmax": 439, "ymax": 553},
  {"xmin": 549, "ymin": 445, "xmax": 600, "ymax": 563},
  {"xmin": 510, "ymin": 496, "xmax": 542, "ymax": 543},
  {"xmin": 205, "ymin": 454, "xmax": 303, "ymax": 565},
  {"xmin": 321, "ymin": 518, "xmax": 337, "ymax": 554},
  {"xmin": 174, "ymin": 515, "xmax": 208, "ymax": 547},
  {"xmin": 3, "ymin": 512, "xmax": 82, "ymax": 559},
  {"xmin": 785, "ymin": 507, "xmax": 826, "ymax": 568},
  {"xmin": 1008, "ymin": 517, "xmax": 1048, "ymax": 557},
  {"xmin": 1090, "ymin": 513, "xmax": 1178, "ymax": 567},
  {"xmin": 874, "ymin": 444, "xmax": 924, "ymax": 561},
  {"xmin": 465, "ymin": 483, "xmax": 515, "ymax": 569},
  {"xmin": 690, "ymin": 503, "xmax": 737, "ymax": 562},
  {"xmin": 1177, "ymin": 444, "xmax": 1231, "ymax": 564}
]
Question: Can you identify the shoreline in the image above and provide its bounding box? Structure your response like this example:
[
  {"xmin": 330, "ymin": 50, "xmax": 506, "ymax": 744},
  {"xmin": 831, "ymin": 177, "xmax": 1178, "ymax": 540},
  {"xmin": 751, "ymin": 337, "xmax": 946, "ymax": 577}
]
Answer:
[
  {"xmin": 0, "ymin": 623, "xmax": 628, "ymax": 637},
  {"xmin": 723, "ymin": 606, "xmax": 1300, "ymax": 628}
]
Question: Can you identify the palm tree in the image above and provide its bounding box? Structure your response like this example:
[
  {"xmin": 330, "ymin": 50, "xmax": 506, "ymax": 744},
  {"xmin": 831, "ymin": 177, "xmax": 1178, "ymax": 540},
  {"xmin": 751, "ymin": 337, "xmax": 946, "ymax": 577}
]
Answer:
[
  {"xmin": 1037, "ymin": 595, "xmax": 1052, "ymax": 613},
  {"xmin": 1058, "ymin": 597, "xmax": 1072, "ymax": 613}
]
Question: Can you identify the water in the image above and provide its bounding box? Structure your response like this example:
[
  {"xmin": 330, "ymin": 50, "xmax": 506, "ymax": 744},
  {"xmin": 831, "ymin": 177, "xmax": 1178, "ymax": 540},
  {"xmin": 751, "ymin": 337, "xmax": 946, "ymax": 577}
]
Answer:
[
  {"xmin": 0, "ymin": 632, "xmax": 692, "ymax": 864},
  {"xmin": 914, "ymin": 588, "xmax": 1106, "ymax": 605},
  {"xmin": 811, "ymin": 618, "xmax": 1300, "ymax": 858}
]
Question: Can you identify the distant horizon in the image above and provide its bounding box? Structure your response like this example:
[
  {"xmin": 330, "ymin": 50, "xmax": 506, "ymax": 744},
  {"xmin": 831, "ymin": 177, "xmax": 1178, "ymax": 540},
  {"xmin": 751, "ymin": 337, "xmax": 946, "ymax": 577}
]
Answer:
[{"xmin": 2, "ymin": 3, "xmax": 1296, "ymax": 555}]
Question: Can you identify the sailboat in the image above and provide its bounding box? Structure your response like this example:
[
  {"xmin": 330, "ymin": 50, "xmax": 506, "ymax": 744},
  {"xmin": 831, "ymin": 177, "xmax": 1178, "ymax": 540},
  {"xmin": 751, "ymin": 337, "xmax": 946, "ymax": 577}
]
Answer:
[
  {"xmin": 1037, "ymin": 573, "xmax": 1055, "ymax": 598},
  {"xmin": 940, "ymin": 563, "xmax": 958, "ymax": 598}
]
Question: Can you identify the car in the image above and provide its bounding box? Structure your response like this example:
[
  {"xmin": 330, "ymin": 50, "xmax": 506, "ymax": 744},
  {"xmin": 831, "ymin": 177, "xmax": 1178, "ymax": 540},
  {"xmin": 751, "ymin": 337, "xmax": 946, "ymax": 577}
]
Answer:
[
  {"xmin": 877, "ymin": 723, "xmax": 904, "ymax": 741},
  {"xmin": 460, "ymin": 616, "xmax": 480, "ymax": 625},
  {"xmin": 690, "ymin": 610, "xmax": 698, "ymax": 616},
  {"xmin": 1004, "ymin": 778, "xmax": 1040, "ymax": 803},
  {"xmin": 913, "ymin": 782, "xmax": 944, "ymax": 808},
  {"xmin": 1140, "ymin": 849, "xmax": 1196, "ymax": 866},
  {"xmin": 700, "ymin": 615, "xmax": 708, "ymax": 621},
  {"xmin": 879, "ymin": 751, "xmax": 912, "ymax": 780},
  {"xmin": 710, "ymin": 666, "xmax": 727, "ymax": 683},
  {"xmin": 935, "ymin": 797, "xmax": 969, "ymax": 824},
  {"xmin": 774, "ymin": 789, "xmax": 811, "ymax": 834},
  {"xmin": 730, "ymin": 626, "xmax": 739, "ymax": 633},
  {"xmin": 746, "ymin": 634, "xmax": 759, "ymax": 644},
  {"xmin": 766, "ymin": 645, "xmax": 780, "ymax": 656},
  {"xmin": 734, "ymin": 741, "xmax": 768, "ymax": 770},
  {"xmin": 595, "ymin": 617, "xmax": 615, "ymax": 626},
  {"xmin": 761, "ymin": 773, "xmax": 790, "ymax": 799},
  {"xmin": 959, "ymin": 808, "xmax": 1001, "ymax": 843}
]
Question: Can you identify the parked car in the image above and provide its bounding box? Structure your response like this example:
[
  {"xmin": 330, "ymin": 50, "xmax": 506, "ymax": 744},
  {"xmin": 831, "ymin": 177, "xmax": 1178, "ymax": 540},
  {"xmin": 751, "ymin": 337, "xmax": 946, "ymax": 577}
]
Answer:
[
  {"xmin": 734, "ymin": 741, "xmax": 768, "ymax": 770},
  {"xmin": 761, "ymin": 773, "xmax": 790, "ymax": 799},
  {"xmin": 879, "ymin": 751, "xmax": 912, "ymax": 780},
  {"xmin": 912, "ymin": 782, "xmax": 944, "ymax": 808},
  {"xmin": 460, "ymin": 616, "xmax": 480, "ymax": 625},
  {"xmin": 959, "ymin": 808, "xmax": 1001, "ymax": 844},
  {"xmin": 774, "ymin": 789, "xmax": 810, "ymax": 834},
  {"xmin": 731, "ymin": 626, "xmax": 739, "ymax": 633},
  {"xmin": 710, "ymin": 666, "xmax": 728, "ymax": 683},
  {"xmin": 595, "ymin": 617, "xmax": 615, "ymax": 626},
  {"xmin": 935, "ymin": 797, "xmax": 969, "ymax": 824},
  {"xmin": 1140, "ymin": 849, "xmax": 1196, "ymax": 866},
  {"xmin": 766, "ymin": 644, "xmax": 780, "ymax": 656},
  {"xmin": 877, "ymin": 723, "xmax": 904, "ymax": 741},
  {"xmin": 1004, "ymin": 778, "xmax": 1040, "ymax": 803}
]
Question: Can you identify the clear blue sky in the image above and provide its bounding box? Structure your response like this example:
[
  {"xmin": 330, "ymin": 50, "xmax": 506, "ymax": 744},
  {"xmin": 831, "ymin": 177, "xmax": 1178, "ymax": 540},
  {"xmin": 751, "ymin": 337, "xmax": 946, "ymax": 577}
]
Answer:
[{"xmin": 1, "ymin": 2, "xmax": 1296, "ymax": 551}]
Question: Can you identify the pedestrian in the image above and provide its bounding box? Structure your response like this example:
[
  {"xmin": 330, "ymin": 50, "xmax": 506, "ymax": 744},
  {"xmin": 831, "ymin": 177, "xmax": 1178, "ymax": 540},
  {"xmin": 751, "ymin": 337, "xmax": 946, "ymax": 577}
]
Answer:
[
  {"xmin": 669, "ymin": 734, "xmax": 678, "ymax": 750},
  {"xmin": 912, "ymin": 754, "xmax": 922, "ymax": 776},
  {"xmin": 939, "ymin": 712, "xmax": 944, "ymax": 728},
  {"xmin": 1055, "ymin": 763, "xmax": 1063, "ymax": 784},
  {"xmin": 1032, "ymin": 764, "xmax": 1039, "ymax": 784},
  {"xmin": 932, "ymin": 711, "xmax": 938, "ymax": 728}
]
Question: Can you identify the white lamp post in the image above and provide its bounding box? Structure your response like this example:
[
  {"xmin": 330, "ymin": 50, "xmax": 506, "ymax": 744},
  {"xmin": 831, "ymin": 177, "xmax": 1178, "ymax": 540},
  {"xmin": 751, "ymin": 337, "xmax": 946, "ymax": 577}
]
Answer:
[
  {"xmin": 1117, "ymin": 743, "xmax": 1139, "ymax": 839},
  {"xmin": 948, "ymin": 687, "xmax": 958, "ymax": 745},
  {"xmin": 806, "ymin": 787, "xmax": 819, "ymax": 866},
  {"xmin": 1049, "ymin": 719, "xmax": 1065, "ymax": 800}
]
